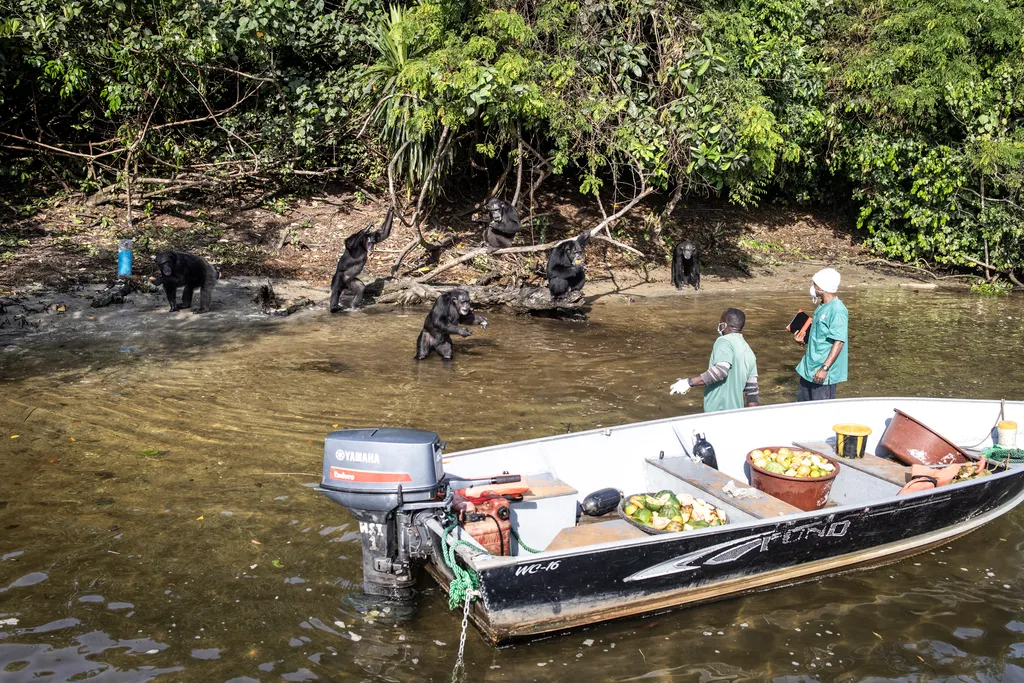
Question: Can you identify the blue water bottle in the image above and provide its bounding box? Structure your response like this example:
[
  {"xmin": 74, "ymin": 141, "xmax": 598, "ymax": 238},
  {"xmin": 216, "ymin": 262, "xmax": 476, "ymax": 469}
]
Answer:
[{"xmin": 117, "ymin": 239, "xmax": 133, "ymax": 277}]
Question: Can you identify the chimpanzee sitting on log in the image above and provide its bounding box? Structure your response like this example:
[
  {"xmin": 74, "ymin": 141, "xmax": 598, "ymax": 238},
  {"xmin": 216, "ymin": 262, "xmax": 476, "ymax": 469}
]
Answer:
[
  {"xmin": 473, "ymin": 198, "xmax": 522, "ymax": 249},
  {"xmin": 415, "ymin": 289, "xmax": 488, "ymax": 361},
  {"xmin": 152, "ymin": 251, "xmax": 219, "ymax": 313},
  {"xmin": 329, "ymin": 207, "xmax": 394, "ymax": 312},
  {"xmin": 546, "ymin": 232, "xmax": 591, "ymax": 298},
  {"xmin": 671, "ymin": 240, "xmax": 701, "ymax": 291}
]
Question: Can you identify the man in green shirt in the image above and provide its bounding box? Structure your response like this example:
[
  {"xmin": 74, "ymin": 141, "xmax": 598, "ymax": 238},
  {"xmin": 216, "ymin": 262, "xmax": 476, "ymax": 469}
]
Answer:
[
  {"xmin": 670, "ymin": 308, "xmax": 759, "ymax": 412},
  {"xmin": 795, "ymin": 267, "xmax": 848, "ymax": 401}
]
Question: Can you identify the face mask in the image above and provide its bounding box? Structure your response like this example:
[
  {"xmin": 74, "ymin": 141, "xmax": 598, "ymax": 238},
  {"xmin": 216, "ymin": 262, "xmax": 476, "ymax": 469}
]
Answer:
[
  {"xmin": 717, "ymin": 322, "xmax": 727, "ymax": 336},
  {"xmin": 809, "ymin": 284, "xmax": 818, "ymax": 302}
]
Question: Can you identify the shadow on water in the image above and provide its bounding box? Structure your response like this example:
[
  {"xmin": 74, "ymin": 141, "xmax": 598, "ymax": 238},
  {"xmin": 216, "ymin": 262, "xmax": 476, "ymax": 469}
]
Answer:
[{"xmin": 1, "ymin": 288, "xmax": 1024, "ymax": 681}]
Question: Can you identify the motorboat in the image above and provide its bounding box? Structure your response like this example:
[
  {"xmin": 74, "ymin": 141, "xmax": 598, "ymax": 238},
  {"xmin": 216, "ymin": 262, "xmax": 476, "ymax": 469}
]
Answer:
[{"xmin": 316, "ymin": 397, "xmax": 1023, "ymax": 645}]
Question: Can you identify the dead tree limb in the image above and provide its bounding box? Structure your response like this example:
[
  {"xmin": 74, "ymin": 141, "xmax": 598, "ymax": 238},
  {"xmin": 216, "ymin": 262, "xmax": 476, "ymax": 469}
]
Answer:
[
  {"xmin": 391, "ymin": 127, "xmax": 453, "ymax": 275},
  {"xmin": 377, "ymin": 279, "xmax": 585, "ymax": 312},
  {"xmin": 414, "ymin": 185, "xmax": 653, "ymax": 283},
  {"xmin": 661, "ymin": 183, "xmax": 684, "ymax": 220},
  {"xmin": 453, "ymin": 160, "xmax": 514, "ymax": 221},
  {"xmin": 511, "ymin": 125, "xmax": 524, "ymax": 208},
  {"xmin": 961, "ymin": 255, "xmax": 1023, "ymax": 287}
]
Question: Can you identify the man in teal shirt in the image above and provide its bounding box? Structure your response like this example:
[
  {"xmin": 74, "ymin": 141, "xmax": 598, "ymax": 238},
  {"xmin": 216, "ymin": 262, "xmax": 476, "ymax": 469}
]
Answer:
[
  {"xmin": 670, "ymin": 308, "xmax": 759, "ymax": 412},
  {"xmin": 795, "ymin": 267, "xmax": 848, "ymax": 401}
]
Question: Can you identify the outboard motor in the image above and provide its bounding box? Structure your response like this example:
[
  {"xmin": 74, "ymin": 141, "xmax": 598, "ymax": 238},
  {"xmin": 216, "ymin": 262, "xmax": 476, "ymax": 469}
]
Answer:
[{"xmin": 316, "ymin": 427, "xmax": 519, "ymax": 600}]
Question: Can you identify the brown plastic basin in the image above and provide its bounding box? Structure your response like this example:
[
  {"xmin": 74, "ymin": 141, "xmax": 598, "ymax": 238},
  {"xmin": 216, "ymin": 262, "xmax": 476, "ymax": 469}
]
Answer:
[
  {"xmin": 746, "ymin": 448, "xmax": 840, "ymax": 512},
  {"xmin": 878, "ymin": 409, "xmax": 969, "ymax": 466}
]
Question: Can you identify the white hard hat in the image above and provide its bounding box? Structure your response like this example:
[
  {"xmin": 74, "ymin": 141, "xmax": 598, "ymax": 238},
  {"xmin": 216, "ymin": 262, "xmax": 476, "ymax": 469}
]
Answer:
[{"xmin": 813, "ymin": 268, "xmax": 841, "ymax": 293}]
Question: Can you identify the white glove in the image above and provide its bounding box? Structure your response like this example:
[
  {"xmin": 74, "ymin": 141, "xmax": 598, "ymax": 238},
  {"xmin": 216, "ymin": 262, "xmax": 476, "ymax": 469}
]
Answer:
[{"xmin": 670, "ymin": 379, "xmax": 691, "ymax": 395}]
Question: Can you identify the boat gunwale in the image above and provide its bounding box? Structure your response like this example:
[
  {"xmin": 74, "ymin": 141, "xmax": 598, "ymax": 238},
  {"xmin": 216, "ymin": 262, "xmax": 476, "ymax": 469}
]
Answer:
[{"xmin": 441, "ymin": 396, "xmax": 1016, "ymax": 460}]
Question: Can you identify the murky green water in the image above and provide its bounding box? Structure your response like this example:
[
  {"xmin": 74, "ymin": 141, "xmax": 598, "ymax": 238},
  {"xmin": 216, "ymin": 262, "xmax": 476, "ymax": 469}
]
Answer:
[{"xmin": 2, "ymin": 288, "xmax": 1024, "ymax": 682}]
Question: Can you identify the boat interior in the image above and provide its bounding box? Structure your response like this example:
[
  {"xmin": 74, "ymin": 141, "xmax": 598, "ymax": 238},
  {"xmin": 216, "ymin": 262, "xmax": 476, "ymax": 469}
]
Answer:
[{"xmin": 440, "ymin": 398, "xmax": 1022, "ymax": 564}]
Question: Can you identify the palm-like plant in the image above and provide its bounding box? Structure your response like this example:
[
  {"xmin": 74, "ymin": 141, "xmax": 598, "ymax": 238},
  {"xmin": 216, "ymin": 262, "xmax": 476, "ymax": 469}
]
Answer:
[{"xmin": 363, "ymin": 4, "xmax": 444, "ymax": 191}]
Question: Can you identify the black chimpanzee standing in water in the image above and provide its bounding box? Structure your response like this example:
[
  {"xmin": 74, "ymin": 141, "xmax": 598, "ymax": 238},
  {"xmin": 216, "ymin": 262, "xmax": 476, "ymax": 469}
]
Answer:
[
  {"xmin": 473, "ymin": 198, "xmax": 522, "ymax": 249},
  {"xmin": 672, "ymin": 240, "xmax": 701, "ymax": 291},
  {"xmin": 153, "ymin": 251, "xmax": 219, "ymax": 313},
  {"xmin": 329, "ymin": 207, "xmax": 394, "ymax": 312},
  {"xmin": 546, "ymin": 232, "xmax": 591, "ymax": 298},
  {"xmin": 415, "ymin": 289, "xmax": 489, "ymax": 361}
]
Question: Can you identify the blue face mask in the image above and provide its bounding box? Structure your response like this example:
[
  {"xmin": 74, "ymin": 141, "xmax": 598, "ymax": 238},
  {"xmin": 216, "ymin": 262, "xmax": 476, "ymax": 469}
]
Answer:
[
  {"xmin": 717, "ymin": 322, "xmax": 727, "ymax": 335},
  {"xmin": 810, "ymin": 284, "xmax": 818, "ymax": 302}
]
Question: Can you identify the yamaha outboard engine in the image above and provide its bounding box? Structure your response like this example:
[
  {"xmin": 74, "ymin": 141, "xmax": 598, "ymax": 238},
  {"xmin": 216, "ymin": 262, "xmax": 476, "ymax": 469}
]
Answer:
[
  {"xmin": 316, "ymin": 428, "xmax": 443, "ymax": 599},
  {"xmin": 316, "ymin": 427, "xmax": 519, "ymax": 600}
]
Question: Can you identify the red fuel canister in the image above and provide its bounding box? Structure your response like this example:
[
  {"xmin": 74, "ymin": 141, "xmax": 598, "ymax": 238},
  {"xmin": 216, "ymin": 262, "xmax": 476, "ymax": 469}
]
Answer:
[{"xmin": 453, "ymin": 491, "xmax": 512, "ymax": 556}]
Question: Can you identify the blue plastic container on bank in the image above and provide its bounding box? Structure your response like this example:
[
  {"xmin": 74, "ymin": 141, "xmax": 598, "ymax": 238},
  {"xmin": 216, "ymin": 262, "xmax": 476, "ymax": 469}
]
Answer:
[{"xmin": 117, "ymin": 239, "xmax": 133, "ymax": 277}]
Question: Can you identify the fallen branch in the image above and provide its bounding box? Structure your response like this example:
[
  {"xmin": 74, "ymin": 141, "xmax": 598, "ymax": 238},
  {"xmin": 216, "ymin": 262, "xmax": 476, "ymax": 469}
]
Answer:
[
  {"xmin": 415, "ymin": 187, "xmax": 653, "ymax": 283},
  {"xmin": 961, "ymin": 255, "xmax": 1023, "ymax": 287},
  {"xmin": 592, "ymin": 234, "xmax": 644, "ymax": 258},
  {"xmin": 377, "ymin": 279, "xmax": 585, "ymax": 313},
  {"xmin": 91, "ymin": 279, "xmax": 138, "ymax": 308}
]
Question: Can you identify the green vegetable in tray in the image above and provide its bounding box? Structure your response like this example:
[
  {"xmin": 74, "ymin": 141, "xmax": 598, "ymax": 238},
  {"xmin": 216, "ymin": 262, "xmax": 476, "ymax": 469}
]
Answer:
[
  {"xmin": 656, "ymin": 490, "xmax": 680, "ymax": 507},
  {"xmin": 622, "ymin": 491, "xmax": 728, "ymax": 533},
  {"xmin": 661, "ymin": 505, "xmax": 681, "ymax": 520},
  {"xmin": 643, "ymin": 495, "xmax": 665, "ymax": 510}
]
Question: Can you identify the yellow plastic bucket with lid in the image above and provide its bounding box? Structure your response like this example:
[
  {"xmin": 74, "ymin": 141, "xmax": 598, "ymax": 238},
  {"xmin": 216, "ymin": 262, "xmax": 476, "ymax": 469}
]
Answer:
[
  {"xmin": 834, "ymin": 423, "xmax": 872, "ymax": 459},
  {"xmin": 998, "ymin": 421, "xmax": 1018, "ymax": 448}
]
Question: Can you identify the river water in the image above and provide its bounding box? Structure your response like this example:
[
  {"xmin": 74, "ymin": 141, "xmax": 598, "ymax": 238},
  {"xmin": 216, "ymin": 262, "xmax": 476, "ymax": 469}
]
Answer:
[{"xmin": 2, "ymin": 288, "xmax": 1023, "ymax": 682}]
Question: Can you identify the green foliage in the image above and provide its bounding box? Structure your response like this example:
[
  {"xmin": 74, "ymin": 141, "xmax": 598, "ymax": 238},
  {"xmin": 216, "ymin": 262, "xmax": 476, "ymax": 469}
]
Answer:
[
  {"xmin": 1, "ymin": 0, "xmax": 1022, "ymax": 275},
  {"xmin": 832, "ymin": 0, "xmax": 1024, "ymax": 272},
  {"xmin": 970, "ymin": 280, "xmax": 1013, "ymax": 296},
  {"xmin": 0, "ymin": 0, "xmax": 378, "ymax": 180}
]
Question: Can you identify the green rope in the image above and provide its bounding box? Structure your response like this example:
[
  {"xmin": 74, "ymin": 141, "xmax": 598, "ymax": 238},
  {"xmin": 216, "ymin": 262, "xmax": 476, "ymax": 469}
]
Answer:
[
  {"xmin": 982, "ymin": 445, "xmax": 1024, "ymax": 463},
  {"xmin": 440, "ymin": 518, "xmax": 543, "ymax": 609},
  {"xmin": 441, "ymin": 520, "xmax": 483, "ymax": 610},
  {"xmin": 510, "ymin": 525, "xmax": 542, "ymax": 554}
]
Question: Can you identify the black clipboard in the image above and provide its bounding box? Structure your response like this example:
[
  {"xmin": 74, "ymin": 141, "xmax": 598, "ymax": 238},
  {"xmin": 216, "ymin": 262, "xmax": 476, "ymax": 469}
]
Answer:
[{"xmin": 787, "ymin": 310, "xmax": 810, "ymax": 333}]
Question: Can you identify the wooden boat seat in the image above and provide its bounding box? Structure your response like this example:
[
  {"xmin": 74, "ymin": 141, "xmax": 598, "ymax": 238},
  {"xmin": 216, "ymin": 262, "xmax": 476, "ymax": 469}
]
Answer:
[
  {"xmin": 647, "ymin": 457, "xmax": 801, "ymax": 519},
  {"xmin": 545, "ymin": 519, "xmax": 647, "ymax": 552},
  {"xmin": 793, "ymin": 440, "xmax": 909, "ymax": 487},
  {"xmin": 520, "ymin": 474, "xmax": 577, "ymax": 501}
]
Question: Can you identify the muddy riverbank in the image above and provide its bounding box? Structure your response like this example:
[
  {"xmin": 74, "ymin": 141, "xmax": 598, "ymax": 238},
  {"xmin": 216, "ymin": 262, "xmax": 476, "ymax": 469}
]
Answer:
[{"xmin": 0, "ymin": 261, "xmax": 936, "ymax": 345}]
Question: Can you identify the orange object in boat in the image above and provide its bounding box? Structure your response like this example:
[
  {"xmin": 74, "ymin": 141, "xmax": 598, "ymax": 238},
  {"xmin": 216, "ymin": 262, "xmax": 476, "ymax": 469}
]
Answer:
[
  {"xmin": 457, "ymin": 481, "xmax": 530, "ymax": 503},
  {"xmin": 453, "ymin": 492, "xmax": 512, "ymax": 555},
  {"xmin": 898, "ymin": 457, "xmax": 988, "ymax": 495}
]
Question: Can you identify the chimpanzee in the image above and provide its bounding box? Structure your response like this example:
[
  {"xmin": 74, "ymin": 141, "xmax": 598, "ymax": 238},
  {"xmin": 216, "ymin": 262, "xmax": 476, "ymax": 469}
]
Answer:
[
  {"xmin": 473, "ymin": 198, "xmax": 522, "ymax": 248},
  {"xmin": 546, "ymin": 232, "xmax": 592, "ymax": 298},
  {"xmin": 329, "ymin": 207, "xmax": 394, "ymax": 312},
  {"xmin": 415, "ymin": 289, "xmax": 488, "ymax": 361},
  {"xmin": 152, "ymin": 251, "xmax": 219, "ymax": 313},
  {"xmin": 672, "ymin": 240, "xmax": 701, "ymax": 291}
]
